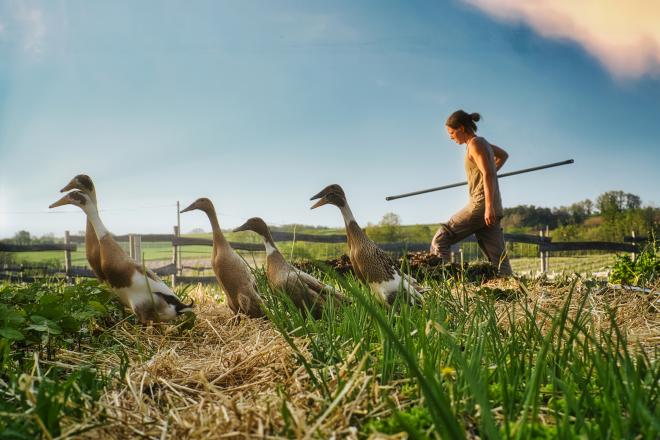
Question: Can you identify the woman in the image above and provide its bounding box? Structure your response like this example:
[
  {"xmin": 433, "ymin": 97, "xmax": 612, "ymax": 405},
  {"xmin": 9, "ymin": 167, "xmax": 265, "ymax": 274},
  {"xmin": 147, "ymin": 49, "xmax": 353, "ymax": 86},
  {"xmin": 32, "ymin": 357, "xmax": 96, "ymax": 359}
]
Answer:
[{"xmin": 430, "ymin": 110, "xmax": 512, "ymax": 276}]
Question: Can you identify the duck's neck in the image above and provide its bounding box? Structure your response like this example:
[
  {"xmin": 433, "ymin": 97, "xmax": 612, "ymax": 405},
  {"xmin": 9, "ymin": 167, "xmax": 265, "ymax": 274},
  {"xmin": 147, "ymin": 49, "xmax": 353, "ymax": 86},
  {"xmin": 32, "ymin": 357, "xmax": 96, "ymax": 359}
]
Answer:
[
  {"xmin": 204, "ymin": 206, "xmax": 229, "ymax": 247},
  {"xmin": 81, "ymin": 203, "xmax": 110, "ymax": 240},
  {"xmin": 339, "ymin": 203, "xmax": 359, "ymax": 229},
  {"xmin": 89, "ymin": 189, "xmax": 98, "ymax": 206},
  {"xmin": 85, "ymin": 190, "xmax": 99, "ymax": 234},
  {"xmin": 261, "ymin": 229, "xmax": 280, "ymax": 257},
  {"xmin": 339, "ymin": 202, "xmax": 369, "ymax": 247}
]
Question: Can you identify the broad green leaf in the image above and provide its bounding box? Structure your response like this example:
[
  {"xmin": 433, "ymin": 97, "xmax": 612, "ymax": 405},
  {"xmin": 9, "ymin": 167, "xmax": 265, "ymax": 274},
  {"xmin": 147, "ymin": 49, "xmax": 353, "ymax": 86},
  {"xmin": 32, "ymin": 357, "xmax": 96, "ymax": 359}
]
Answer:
[
  {"xmin": 28, "ymin": 315, "xmax": 63, "ymax": 335},
  {"xmin": 0, "ymin": 327, "xmax": 25, "ymax": 340},
  {"xmin": 39, "ymin": 294, "xmax": 61, "ymax": 306},
  {"xmin": 26, "ymin": 323, "xmax": 50, "ymax": 333},
  {"xmin": 87, "ymin": 301, "xmax": 107, "ymax": 314},
  {"xmin": 3, "ymin": 309, "xmax": 26, "ymax": 325}
]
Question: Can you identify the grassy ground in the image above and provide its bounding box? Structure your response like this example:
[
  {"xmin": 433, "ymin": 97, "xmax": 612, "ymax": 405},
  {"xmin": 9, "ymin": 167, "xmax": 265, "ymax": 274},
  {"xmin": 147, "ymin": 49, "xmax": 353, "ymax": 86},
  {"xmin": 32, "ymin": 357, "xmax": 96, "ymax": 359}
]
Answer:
[{"xmin": 1, "ymin": 273, "xmax": 658, "ymax": 438}]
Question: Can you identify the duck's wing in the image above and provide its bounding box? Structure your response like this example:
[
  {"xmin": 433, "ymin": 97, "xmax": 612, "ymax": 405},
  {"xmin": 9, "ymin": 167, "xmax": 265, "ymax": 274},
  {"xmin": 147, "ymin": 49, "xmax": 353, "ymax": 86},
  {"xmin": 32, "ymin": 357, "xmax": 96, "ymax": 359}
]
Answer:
[
  {"xmin": 293, "ymin": 267, "xmax": 331, "ymax": 292},
  {"xmin": 368, "ymin": 245, "xmax": 428, "ymax": 296},
  {"xmin": 292, "ymin": 266, "xmax": 349, "ymax": 304},
  {"xmin": 124, "ymin": 267, "xmax": 193, "ymax": 320},
  {"xmin": 354, "ymin": 244, "xmax": 397, "ymax": 284},
  {"xmin": 144, "ymin": 266, "xmax": 161, "ymax": 282},
  {"xmin": 355, "ymin": 245, "xmax": 425, "ymax": 306}
]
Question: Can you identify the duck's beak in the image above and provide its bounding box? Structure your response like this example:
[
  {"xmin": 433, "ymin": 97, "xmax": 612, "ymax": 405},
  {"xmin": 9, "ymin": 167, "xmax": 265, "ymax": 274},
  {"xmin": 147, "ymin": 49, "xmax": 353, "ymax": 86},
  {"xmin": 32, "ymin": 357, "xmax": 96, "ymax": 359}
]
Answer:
[
  {"xmin": 232, "ymin": 221, "xmax": 251, "ymax": 233},
  {"xmin": 60, "ymin": 179, "xmax": 78, "ymax": 193},
  {"xmin": 310, "ymin": 198, "xmax": 329, "ymax": 209},
  {"xmin": 310, "ymin": 190, "xmax": 329, "ymax": 210},
  {"xmin": 179, "ymin": 201, "xmax": 197, "ymax": 213},
  {"xmin": 49, "ymin": 194, "xmax": 73, "ymax": 208}
]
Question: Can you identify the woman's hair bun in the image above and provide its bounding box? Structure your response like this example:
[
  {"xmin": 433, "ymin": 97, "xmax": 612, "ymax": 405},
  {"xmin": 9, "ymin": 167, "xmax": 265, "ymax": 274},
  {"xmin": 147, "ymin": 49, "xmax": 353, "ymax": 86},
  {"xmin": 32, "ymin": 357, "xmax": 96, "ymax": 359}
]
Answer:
[{"xmin": 446, "ymin": 109, "xmax": 481, "ymax": 132}]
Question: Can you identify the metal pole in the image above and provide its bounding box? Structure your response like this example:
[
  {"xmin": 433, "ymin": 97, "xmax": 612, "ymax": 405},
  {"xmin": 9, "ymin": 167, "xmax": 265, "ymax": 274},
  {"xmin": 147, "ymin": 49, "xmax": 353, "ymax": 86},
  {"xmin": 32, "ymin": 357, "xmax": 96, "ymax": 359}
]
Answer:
[
  {"xmin": 176, "ymin": 201, "xmax": 181, "ymax": 270},
  {"xmin": 539, "ymin": 229, "xmax": 545, "ymax": 275},
  {"xmin": 177, "ymin": 201, "xmax": 181, "ymax": 232},
  {"xmin": 64, "ymin": 230, "xmax": 72, "ymax": 283},
  {"xmin": 385, "ymin": 159, "xmax": 574, "ymax": 201},
  {"xmin": 172, "ymin": 225, "xmax": 179, "ymax": 288}
]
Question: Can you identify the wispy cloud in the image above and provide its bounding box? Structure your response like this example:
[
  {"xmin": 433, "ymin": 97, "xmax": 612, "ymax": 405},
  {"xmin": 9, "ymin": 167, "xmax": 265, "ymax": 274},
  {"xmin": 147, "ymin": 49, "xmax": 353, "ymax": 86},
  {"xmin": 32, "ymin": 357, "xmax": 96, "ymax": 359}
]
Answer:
[
  {"xmin": 1, "ymin": 1, "xmax": 47, "ymax": 55},
  {"xmin": 16, "ymin": 2, "xmax": 46, "ymax": 54},
  {"xmin": 464, "ymin": 0, "xmax": 660, "ymax": 79}
]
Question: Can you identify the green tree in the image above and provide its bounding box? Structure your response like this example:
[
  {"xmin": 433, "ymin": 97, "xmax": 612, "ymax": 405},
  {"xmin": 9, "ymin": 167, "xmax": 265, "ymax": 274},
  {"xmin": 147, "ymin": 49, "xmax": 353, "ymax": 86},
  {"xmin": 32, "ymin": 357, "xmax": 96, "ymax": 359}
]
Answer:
[
  {"xmin": 596, "ymin": 191, "xmax": 631, "ymax": 220},
  {"xmin": 12, "ymin": 230, "xmax": 31, "ymax": 246},
  {"xmin": 366, "ymin": 212, "xmax": 403, "ymax": 243},
  {"xmin": 625, "ymin": 193, "xmax": 642, "ymax": 210}
]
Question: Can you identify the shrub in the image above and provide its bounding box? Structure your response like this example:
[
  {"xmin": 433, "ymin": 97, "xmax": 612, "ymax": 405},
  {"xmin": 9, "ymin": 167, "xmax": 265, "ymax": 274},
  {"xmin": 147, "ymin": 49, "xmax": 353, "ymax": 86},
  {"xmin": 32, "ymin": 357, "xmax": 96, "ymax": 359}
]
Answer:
[{"xmin": 609, "ymin": 237, "xmax": 658, "ymax": 286}]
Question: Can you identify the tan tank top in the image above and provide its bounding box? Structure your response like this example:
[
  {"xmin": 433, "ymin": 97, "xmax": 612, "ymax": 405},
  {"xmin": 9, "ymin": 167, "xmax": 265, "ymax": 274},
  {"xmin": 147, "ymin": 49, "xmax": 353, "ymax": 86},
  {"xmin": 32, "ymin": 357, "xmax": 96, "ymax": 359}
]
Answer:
[{"xmin": 465, "ymin": 136, "xmax": 503, "ymax": 216}]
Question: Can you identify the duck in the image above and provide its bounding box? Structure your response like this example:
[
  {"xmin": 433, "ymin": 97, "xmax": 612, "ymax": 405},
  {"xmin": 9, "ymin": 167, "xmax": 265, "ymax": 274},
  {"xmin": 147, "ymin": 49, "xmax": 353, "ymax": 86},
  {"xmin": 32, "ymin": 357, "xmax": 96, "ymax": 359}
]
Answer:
[
  {"xmin": 49, "ymin": 191, "xmax": 194, "ymax": 323},
  {"xmin": 59, "ymin": 174, "xmax": 105, "ymax": 282},
  {"xmin": 233, "ymin": 217, "xmax": 346, "ymax": 317},
  {"xmin": 310, "ymin": 184, "xmax": 424, "ymax": 306},
  {"xmin": 180, "ymin": 198, "xmax": 264, "ymax": 318}
]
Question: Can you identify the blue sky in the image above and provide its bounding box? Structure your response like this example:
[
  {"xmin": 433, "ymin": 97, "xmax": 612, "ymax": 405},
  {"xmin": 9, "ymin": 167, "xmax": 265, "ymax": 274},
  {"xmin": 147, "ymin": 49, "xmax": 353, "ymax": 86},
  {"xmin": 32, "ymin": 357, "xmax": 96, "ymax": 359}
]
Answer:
[{"xmin": 1, "ymin": 0, "xmax": 658, "ymax": 237}]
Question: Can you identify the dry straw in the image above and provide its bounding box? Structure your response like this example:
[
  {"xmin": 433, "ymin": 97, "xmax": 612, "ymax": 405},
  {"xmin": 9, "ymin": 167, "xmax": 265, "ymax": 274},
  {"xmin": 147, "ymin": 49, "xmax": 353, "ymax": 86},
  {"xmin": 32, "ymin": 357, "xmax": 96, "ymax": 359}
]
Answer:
[
  {"xmin": 55, "ymin": 277, "xmax": 658, "ymax": 439},
  {"xmin": 59, "ymin": 286, "xmax": 402, "ymax": 439}
]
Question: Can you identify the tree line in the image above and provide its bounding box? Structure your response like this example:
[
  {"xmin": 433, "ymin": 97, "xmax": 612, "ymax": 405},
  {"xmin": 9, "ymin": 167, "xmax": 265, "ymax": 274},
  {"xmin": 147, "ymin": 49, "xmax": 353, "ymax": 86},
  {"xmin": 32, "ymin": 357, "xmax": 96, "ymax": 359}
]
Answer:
[
  {"xmin": 2, "ymin": 191, "xmax": 657, "ymax": 246},
  {"xmin": 365, "ymin": 190, "xmax": 658, "ymax": 243},
  {"xmin": 500, "ymin": 191, "xmax": 658, "ymax": 241}
]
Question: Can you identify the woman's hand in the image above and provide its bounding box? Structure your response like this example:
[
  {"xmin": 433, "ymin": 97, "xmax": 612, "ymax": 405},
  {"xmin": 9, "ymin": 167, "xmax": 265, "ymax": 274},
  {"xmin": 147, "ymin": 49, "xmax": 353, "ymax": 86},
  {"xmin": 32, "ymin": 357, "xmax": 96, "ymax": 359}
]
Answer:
[{"xmin": 485, "ymin": 205, "xmax": 497, "ymax": 227}]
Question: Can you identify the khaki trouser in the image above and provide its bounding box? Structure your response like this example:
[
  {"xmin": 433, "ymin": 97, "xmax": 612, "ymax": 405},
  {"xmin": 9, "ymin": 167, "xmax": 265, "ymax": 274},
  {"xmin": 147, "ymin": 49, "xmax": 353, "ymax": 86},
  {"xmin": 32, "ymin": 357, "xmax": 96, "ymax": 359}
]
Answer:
[{"xmin": 431, "ymin": 203, "xmax": 513, "ymax": 276}]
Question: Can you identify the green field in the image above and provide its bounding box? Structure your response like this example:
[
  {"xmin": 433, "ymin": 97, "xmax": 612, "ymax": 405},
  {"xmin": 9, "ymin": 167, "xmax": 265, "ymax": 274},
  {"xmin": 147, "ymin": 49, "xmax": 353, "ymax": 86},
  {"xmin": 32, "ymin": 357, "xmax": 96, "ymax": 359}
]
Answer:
[
  {"xmin": 5, "ymin": 225, "xmax": 624, "ymax": 277},
  {"xmin": 1, "ymin": 271, "xmax": 658, "ymax": 438}
]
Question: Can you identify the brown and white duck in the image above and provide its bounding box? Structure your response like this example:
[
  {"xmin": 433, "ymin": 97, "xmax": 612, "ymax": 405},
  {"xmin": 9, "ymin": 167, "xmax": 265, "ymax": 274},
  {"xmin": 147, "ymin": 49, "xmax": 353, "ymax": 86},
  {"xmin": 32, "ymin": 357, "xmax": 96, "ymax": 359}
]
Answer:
[
  {"xmin": 180, "ymin": 198, "xmax": 264, "ymax": 318},
  {"xmin": 59, "ymin": 174, "xmax": 105, "ymax": 282},
  {"xmin": 310, "ymin": 184, "xmax": 424, "ymax": 305},
  {"xmin": 49, "ymin": 191, "xmax": 194, "ymax": 323},
  {"xmin": 233, "ymin": 217, "xmax": 345, "ymax": 317}
]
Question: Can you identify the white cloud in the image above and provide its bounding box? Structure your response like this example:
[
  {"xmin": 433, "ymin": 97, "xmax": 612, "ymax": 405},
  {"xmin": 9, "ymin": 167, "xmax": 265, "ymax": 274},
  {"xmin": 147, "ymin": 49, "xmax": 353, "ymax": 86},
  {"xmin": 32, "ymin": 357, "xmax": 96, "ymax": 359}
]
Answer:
[{"xmin": 464, "ymin": 0, "xmax": 660, "ymax": 79}]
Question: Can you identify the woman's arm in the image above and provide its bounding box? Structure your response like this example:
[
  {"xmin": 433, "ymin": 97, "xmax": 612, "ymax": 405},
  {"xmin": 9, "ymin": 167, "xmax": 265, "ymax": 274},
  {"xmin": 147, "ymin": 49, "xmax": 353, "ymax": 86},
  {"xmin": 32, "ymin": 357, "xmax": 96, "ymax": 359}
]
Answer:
[
  {"xmin": 490, "ymin": 144, "xmax": 508, "ymax": 171},
  {"xmin": 469, "ymin": 140, "xmax": 498, "ymax": 226}
]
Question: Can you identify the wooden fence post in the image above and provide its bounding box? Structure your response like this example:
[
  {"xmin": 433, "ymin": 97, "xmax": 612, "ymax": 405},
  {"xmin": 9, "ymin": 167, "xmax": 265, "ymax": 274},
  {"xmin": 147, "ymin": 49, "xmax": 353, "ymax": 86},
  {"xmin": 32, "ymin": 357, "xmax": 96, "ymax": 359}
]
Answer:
[
  {"xmin": 134, "ymin": 235, "xmax": 142, "ymax": 266},
  {"xmin": 539, "ymin": 228, "xmax": 548, "ymax": 274},
  {"xmin": 64, "ymin": 230, "xmax": 72, "ymax": 283},
  {"xmin": 631, "ymin": 230, "xmax": 636, "ymax": 261},
  {"xmin": 544, "ymin": 225, "xmax": 550, "ymax": 272},
  {"xmin": 450, "ymin": 244, "xmax": 460, "ymax": 264},
  {"xmin": 128, "ymin": 234, "xmax": 135, "ymax": 260},
  {"xmin": 128, "ymin": 234, "xmax": 143, "ymax": 265},
  {"xmin": 172, "ymin": 225, "xmax": 179, "ymax": 288}
]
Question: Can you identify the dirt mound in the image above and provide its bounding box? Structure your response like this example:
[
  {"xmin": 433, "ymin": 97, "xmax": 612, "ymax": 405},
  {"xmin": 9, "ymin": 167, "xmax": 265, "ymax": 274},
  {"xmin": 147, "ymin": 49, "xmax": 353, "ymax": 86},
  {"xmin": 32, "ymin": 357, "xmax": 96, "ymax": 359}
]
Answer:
[{"xmin": 294, "ymin": 251, "xmax": 499, "ymax": 283}]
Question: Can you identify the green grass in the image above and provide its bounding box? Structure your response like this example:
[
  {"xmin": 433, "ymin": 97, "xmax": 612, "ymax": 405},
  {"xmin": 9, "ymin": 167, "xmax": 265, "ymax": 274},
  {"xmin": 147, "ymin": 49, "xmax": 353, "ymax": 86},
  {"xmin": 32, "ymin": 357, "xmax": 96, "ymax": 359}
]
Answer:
[
  {"xmin": 1, "ymin": 273, "xmax": 658, "ymax": 438},
  {"xmin": 0, "ymin": 280, "xmax": 127, "ymax": 438},
  {"xmin": 261, "ymin": 270, "xmax": 660, "ymax": 439}
]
